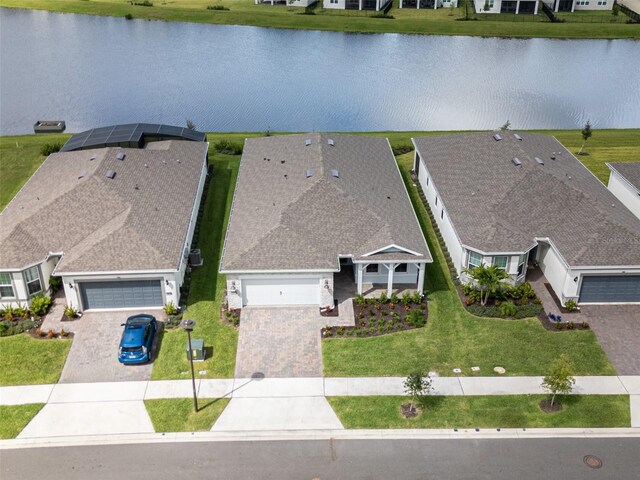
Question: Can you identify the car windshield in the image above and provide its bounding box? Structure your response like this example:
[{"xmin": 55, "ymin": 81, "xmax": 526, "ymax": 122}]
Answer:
[{"xmin": 121, "ymin": 347, "xmax": 142, "ymax": 353}]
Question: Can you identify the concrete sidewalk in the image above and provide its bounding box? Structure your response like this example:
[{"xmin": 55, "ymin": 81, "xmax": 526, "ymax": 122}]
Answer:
[{"xmin": 3, "ymin": 375, "xmax": 640, "ymax": 437}]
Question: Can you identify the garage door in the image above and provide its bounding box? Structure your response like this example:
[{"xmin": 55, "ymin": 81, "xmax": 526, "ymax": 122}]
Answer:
[
  {"xmin": 242, "ymin": 278, "xmax": 320, "ymax": 306},
  {"xmin": 80, "ymin": 280, "xmax": 163, "ymax": 310},
  {"xmin": 579, "ymin": 275, "xmax": 640, "ymax": 303}
]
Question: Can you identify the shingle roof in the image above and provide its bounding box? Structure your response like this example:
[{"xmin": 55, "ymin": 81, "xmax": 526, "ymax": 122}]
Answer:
[
  {"xmin": 608, "ymin": 162, "xmax": 640, "ymax": 193},
  {"xmin": 413, "ymin": 132, "xmax": 640, "ymax": 267},
  {"xmin": 0, "ymin": 140, "xmax": 207, "ymax": 272},
  {"xmin": 220, "ymin": 134, "xmax": 431, "ymax": 272}
]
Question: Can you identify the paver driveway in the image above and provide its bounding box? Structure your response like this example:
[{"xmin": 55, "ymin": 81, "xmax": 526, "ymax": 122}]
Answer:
[
  {"xmin": 58, "ymin": 310, "xmax": 162, "ymax": 383},
  {"xmin": 581, "ymin": 305, "xmax": 640, "ymax": 375},
  {"xmin": 234, "ymin": 307, "xmax": 327, "ymax": 378}
]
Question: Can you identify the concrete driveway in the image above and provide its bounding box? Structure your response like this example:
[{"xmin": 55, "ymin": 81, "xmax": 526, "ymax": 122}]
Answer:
[
  {"xmin": 581, "ymin": 305, "xmax": 640, "ymax": 376},
  {"xmin": 58, "ymin": 310, "xmax": 162, "ymax": 384},
  {"xmin": 234, "ymin": 307, "xmax": 328, "ymax": 378}
]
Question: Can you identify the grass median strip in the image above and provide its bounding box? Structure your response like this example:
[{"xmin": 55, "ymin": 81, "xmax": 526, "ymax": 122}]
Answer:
[
  {"xmin": 0, "ymin": 404, "xmax": 45, "ymax": 439},
  {"xmin": 144, "ymin": 398, "xmax": 229, "ymax": 432},
  {"xmin": 327, "ymin": 395, "xmax": 631, "ymax": 429},
  {"xmin": 0, "ymin": 335, "xmax": 71, "ymax": 386}
]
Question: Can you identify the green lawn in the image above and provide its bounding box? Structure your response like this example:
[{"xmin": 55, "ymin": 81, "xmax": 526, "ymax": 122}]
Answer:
[
  {"xmin": 144, "ymin": 398, "xmax": 229, "ymax": 432},
  {"xmin": 0, "ymin": 404, "xmax": 45, "ymax": 439},
  {"xmin": 151, "ymin": 146, "xmax": 239, "ymax": 379},
  {"xmin": 321, "ymin": 147, "xmax": 617, "ymax": 377},
  {"xmin": 0, "ymin": 335, "xmax": 71, "ymax": 386},
  {"xmin": 328, "ymin": 395, "xmax": 631, "ymax": 428},
  {"xmin": 1, "ymin": 0, "xmax": 638, "ymax": 39}
]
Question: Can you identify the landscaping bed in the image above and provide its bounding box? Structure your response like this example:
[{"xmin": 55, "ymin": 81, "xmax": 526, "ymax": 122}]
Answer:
[
  {"xmin": 322, "ymin": 292, "xmax": 427, "ymax": 339},
  {"xmin": 460, "ymin": 281, "xmax": 543, "ymax": 320}
]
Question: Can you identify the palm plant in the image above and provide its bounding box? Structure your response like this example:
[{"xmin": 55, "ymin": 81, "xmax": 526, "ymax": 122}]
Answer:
[{"xmin": 463, "ymin": 264, "xmax": 511, "ymax": 306}]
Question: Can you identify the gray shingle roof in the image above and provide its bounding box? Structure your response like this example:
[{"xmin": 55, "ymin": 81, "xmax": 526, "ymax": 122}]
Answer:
[
  {"xmin": 0, "ymin": 140, "xmax": 207, "ymax": 273},
  {"xmin": 608, "ymin": 162, "xmax": 640, "ymax": 193},
  {"xmin": 220, "ymin": 134, "xmax": 431, "ymax": 272},
  {"xmin": 413, "ymin": 132, "xmax": 640, "ymax": 267}
]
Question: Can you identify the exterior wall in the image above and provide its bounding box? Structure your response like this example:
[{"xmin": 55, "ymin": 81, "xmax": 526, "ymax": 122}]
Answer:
[
  {"xmin": 473, "ymin": 0, "xmax": 539, "ymax": 13},
  {"xmin": 574, "ymin": 0, "xmax": 612, "ymax": 10},
  {"xmin": 361, "ymin": 263, "xmax": 419, "ymax": 284},
  {"xmin": 225, "ymin": 272, "xmax": 332, "ymax": 309},
  {"xmin": 256, "ymin": 0, "xmax": 313, "ymax": 4},
  {"xmin": 538, "ymin": 243, "xmax": 570, "ymax": 302},
  {"xmin": 415, "ymin": 151, "xmax": 465, "ymax": 276},
  {"xmin": 459, "ymin": 250, "xmax": 526, "ymax": 286},
  {"xmin": 323, "ymin": 0, "xmax": 347, "ymax": 8},
  {"xmin": 61, "ymin": 272, "xmax": 173, "ymax": 311},
  {"xmin": 40, "ymin": 256, "xmax": 60, "ymax": 292},
  {"xmin": 608, "ymin": 171, "xmax": 640, "ymax": 221},
  {"xmin": 1, "ymin": 261, "xmax": 55, "ymax": 307}
]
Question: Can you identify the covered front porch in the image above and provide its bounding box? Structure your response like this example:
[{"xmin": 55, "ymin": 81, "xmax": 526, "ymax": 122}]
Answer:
[{"xmin": 334, "ymin": 260, "xmax": 426, "ymax": 300}]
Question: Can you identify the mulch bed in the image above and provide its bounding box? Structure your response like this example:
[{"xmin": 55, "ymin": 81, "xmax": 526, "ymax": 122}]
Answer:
[
  {"xmin": 322, "ymin": 299, "xmax": 428, "ymax": 339},
  {"xmin": 401, "ymin": 403, "xmax": 419, "ymax": 418},
  {"xmin": 539, "ymin": 398, "xmax": 563, "ymax": 413},
  {"xmin": 28, "ymin": 327, "xmax": 74, "ymax": 339},
  {"xmin": 220, "ymin": 304, "xmax": 241, "ymax": 327},
  {"xmin": 538, "ymin": 311, "xmax": 590, "ymax": 332},
  {"xmin": 320, "ymin": 300, "xmax": 339, "ymax": 317},
  {"xmin": 544, "ymin": 283, "xmax": 579, "ymax": 314}
]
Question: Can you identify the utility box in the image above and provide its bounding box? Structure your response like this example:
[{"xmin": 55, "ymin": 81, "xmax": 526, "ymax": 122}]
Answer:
[{"xmin": 186, "ymin": 338, "xmax": 205, "ymax": 362}]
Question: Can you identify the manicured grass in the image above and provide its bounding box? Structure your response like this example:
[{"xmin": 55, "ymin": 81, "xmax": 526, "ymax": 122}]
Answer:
[
  {"xmin": 0, "ymin": 133, "xmax": 70, "ymax": 211},
  {"xmin": 328, "ymin": 395, "xmax": 631, "ymax": 428},
  {"xmin": 322, "ymin": 147, "xmax": 617, "ymax": 377},
  {"xmin": 151, "ymin": 146, "xmax": 239, "ymax": 379},
  {"xmin": 0, "ymin": 335, "xmax": 72, "ymax": 386},
  {"xmin": 1, "ymin": 0, "xmax": 639, "ymax": 39},
  {"xmin": 0, "ymin": 404, "xmax": 45, "ymax": 438},
  {"xmin": 144, "ymin": 398, "xmax": 229, "ymax": 432}
]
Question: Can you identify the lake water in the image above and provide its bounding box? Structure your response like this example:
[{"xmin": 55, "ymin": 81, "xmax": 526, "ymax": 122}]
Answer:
[{"xmin": 1, "ymin": 8, "xmax": 639, "ymax": 134}]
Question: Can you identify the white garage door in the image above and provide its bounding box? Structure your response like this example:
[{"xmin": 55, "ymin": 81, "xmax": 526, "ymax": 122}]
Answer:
[{"xmin": 242, "ymin": 278, "xmax": 320, "ymax": 306}]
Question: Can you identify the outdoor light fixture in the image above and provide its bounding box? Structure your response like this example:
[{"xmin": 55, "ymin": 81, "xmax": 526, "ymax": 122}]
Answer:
[
  {"xmin": 165, "ymin": 280, "xmax": 170, "ymax": 286},
  {"xmin": 230, "ymin": 281, "xmax": 237, "ymax": 293},
  {"xmin": 180, "ymin": 318, "xmax": 198, "ymax": 412},
  {"xmin": 68, "ymin": 283, "xmax": 74, "ymax": 289},
  {"xmin": 574, "ymin": 277, "xmax": 579, "ymax": 283},
  {"xmin": 324, "ymin": 280, "xmax": 330, "ymax": 290}
]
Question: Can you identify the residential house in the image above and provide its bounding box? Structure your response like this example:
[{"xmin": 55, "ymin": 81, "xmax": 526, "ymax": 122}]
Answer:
[
  {"xmin": 220, "ymin": 134, "xmax": 432, "ymax": 309},
  {"xmin": 0, "ymin": 124, "xmax": 208, "ymax": 311},
  {"xmin": 412, "ymin": 132, "xmax": 640, "ymax": 304},
  {"xmin": 473, "ymin": 0, "xmax": 539, "ymax": 14},
  {"xmin": 400, "ymin": 0, "xmax": 458, "ymax": 9}
]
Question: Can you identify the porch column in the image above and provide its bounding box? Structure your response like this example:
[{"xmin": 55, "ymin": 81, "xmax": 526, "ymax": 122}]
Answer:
[
  {"xmin": 386, "ymin": 263, "xmax": 395, "ymax": 297},
  {"xmin": 515, "ymin": 0, "xmax": 520, "ymax": 13},
  {"xmin": 359, "ymin": 0, "xmax": 363, "ymax": 10},
  {"xmin": 417, "ymin": 263, "xmax": 426, "ymax": 294},
  {"xmin": 571, "ymin": 0, "xmax": 575, "ymax": 11},
  {"xmin": 357, "ymin": 263, "xmax": 364, "ymax": 294},
  {"xmin": 417, "ymin": 0, "xmax": 420, "ymax": 9},
  {"xmin": 534, "ymin": 0, "xmax": 538, "ymax": 13}
]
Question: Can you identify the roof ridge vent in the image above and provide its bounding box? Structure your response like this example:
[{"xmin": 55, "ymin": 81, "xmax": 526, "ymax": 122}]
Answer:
[
  {"xmin": 306, "ymin": 169, "xmax": 313, "ymax": 178},
  {"xmin": 78, "ymin": 170, "xmax": 87, "ymax": 179},
  {"xmin": 511, "ymin": 157, "xmax": 522, "ymax": 167},
  {"xmin": 534, "ymin": 157, "xmax": 544, "ymax": 165},
  {"xmin": 493, "ymin": 133, "xmax": 502, "ymax": 141},
  {"xmin": 105, "ymin": 169, "xmax": 116, "ymax": 179},
  {"xmin": 513, "ymin": 134, "xmax": 523, "ymax": 141},
  {"xmin": 328, "ymin": 139, "xmax": 334, "ymax": 146},
  {"xmin": 331, "ymin": 169, "xmax": 339, "ymax": 178},
  {"xmin": 305, "ymin": 138, "xmax": 312, "ymax": 146},
  {"xmin": 116, "ymin": 152, "xmax": 126, "ymax": 160}
]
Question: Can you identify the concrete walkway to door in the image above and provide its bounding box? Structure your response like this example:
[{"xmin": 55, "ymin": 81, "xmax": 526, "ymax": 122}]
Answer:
[{"xmin": 234, "ymin": 307, "xmax": 331, "ymax": 378}]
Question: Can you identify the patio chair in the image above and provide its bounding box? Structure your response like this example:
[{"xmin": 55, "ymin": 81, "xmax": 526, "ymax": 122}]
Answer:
[{"xmin": 548, "ymin": 313, "xmax": 557, "ymax": 322}]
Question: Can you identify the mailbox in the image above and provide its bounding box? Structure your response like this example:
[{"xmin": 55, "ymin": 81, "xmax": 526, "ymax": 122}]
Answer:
[{"xmin": 186, "ymin": 338, "xmax": 205, "ymax": 362}]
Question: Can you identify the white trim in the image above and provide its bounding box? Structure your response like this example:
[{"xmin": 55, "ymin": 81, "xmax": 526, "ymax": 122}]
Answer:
[
  {"xmin": 361, "ymin": 244, "xmax": 423, "ymax": 258},
  {"xmin": 220, "ymin": 268, "xmax": 337, "ymax": 274},
  {"xmin": 606, "ymin": 163, "xmax": 640, "ymax": 195},
  {"xmin": 352, "ymin": 259, "xmax": 427, "ymax": 265},
  {"xmin": 55, "ymin": 268, "xmax": 177, "ymax": 276}
]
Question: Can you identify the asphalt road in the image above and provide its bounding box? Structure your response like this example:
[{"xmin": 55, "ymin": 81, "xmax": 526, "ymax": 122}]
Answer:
[{"xmin": 2, "ymin": 438, "xmax": 639, "ymax": 480}]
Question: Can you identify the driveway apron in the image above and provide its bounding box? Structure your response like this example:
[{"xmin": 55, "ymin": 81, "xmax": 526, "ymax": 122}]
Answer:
[
  {"xmin": 58, "ymin": 310, "xmax": 160, "ymax": 383},
  {"xmin": 234, "ymin": 307, "xmax": 326, "ymax": 378}
]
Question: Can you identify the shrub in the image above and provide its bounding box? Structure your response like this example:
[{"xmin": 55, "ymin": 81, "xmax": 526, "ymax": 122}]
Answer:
[
  {"xmin": 63, "ymin": 305, "xmax": 78, "ymax": 318},
  {"xmin": 391, "ymin": 144, "xmax": 413, "ymax": 156},
  {"xmin": 581, "ymin": 321, "xmax": 590, "ymax": 329},
  {"xmin": 411, "ymin": 291, "xmax": 422, "ymax": 304},
  {"xmin": 48, "ymin": 276, "xmax": 62, "ymax": 293},
  {"xmin": 163, "ymin": 302, "xmax": 180, "ymax": 316},
  {"xmin": 14, "ymin": 303, "xmax": 29, "ymax": 319},
  {"xmin": 345, "ymin": 329, "xmax": 353, "ymax": 336},
  {"xmin": 40, "ymin": 142, "xmax": 62, "ymax": 156},
  {"xmin": 407, "ymin": 309, "xmax": 426, "ymax": 327},
  {"xmin": 564, "ymin": 299, "xmax": 578, "ymax": 312},
  {"xmin": 60, "ymin": 328, "xmax": 69, "ymax": 337},
  {"xmin": 554, "ymin": 321, "xmax": 563, "ymax": 330},
  {"xmin": 336, "ymin": 327, "xmax": 345, "ymax": 336},
  {"xmin": 498, "ymin": 301, "xmax": 517, "ymax": 318},
  {"xmin": 30, "ymin": 294, "xmax": 52, "ymax": 316},
  {"xmin": 566, "ymin": 321, "xmax": 575, "ymax": 330},
  {"xmin": 0, "ymin": 322, "xmax": 9, "ymax": 336},
  {"xmin": 379, "ymin": 291, "xmax": 388, "ymax": 304},
  {"xmin": 369, "ymin": 326, "xmax": 376, "ymax": 335},
  {"xmin": 167, "ymin": 314, "xmax": 183, "ymax": 327},
  {"xmin": 213, "ymin": 139, "xmax": 243, "ymax": 155},
  {"xmin": 133, "ymin": 0, "xmax": 153, "ymax": 5},
  {"xmin": 46, "ymin": 329, "xmax": 55, "ymax": 338},
  {"xmin": 401, "ymin": 292, "xmax": 411, "ymax": 306},
  {"xmin": 371, "ymin": 13, "xmax": 394, "ymax": 18},
  {"xmin": 125, "ymin": 13, "xmax": 134, "ymax": 19},
  {"xmin": 355, "ymin": 294, "xmax": 366, "ymax": 307},
  {"xmin": 207, "ymin": 4, "xmax": 229, "ymax": 9},
  {"xmin": 3, "ymin": 306, "xmax": 16, "ymax": 321},
  {"xmin": 517, "ymin": 282, "xmax": 536, "ymax": 300},
  {"xmin": 514, "ymin": 303, "xmax": 542, "ymax": 319},
  {"xmin": 390, "ymin": 292, "xmax": 399, "ymax": 304}
]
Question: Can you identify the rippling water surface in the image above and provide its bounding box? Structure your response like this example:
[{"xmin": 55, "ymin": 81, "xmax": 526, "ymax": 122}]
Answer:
[{"xmin": 1, "ymin": 8, "xmax": 639, "ymax": 134}]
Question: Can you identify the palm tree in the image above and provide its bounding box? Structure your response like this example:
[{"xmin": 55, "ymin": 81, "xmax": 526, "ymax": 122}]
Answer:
[{"xmin": 464, "ymin": 264, "xmax": 511, "ymax": 306}]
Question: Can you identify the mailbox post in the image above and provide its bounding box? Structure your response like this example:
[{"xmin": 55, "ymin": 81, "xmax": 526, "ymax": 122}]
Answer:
[{"xmin": 180, "ymin": 318, "xmax": 198, "ymax": 412}]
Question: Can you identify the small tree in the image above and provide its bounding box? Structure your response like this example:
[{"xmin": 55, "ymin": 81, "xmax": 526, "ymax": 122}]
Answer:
[
  {"xmin": 541, "ymin": 354, "xmax": 575, "ymax": 407},
  {"xmin": 500, "ymin": 120, "xmax": 511, "ymax": 131},
  {"xmin": 578, "ymin": 120, "xmax": 592, "ymax": 155},
  {"xmin": 186, "ymin": 119, "xmax": 196, "ymax": 131},
  {"xmin": 463, "ymin": 264, "xmax": 511, "ymax": 306},
  {"xmin": 404, "ymin": 371, "xmax": 433, "ymax": 413}
]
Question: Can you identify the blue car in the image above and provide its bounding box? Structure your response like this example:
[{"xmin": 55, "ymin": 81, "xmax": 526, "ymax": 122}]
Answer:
[{"xmin": 118, "ymin": 314, "xmax": 156, "ymax": 364}]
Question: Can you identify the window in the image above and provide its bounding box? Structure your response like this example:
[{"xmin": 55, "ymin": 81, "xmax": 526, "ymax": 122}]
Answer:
[
  {"xmin": 330, "ymin": 0, "xmax": 338, "ymax": 3},
  {"xmin": 435, "ymin": 196, "xmax": 438, "ymax": 206},
  {"xmin": 395, "ymin": 263, "xmax": 408, "ymax": 273},
  {"xmin": 0, "ymin": 273, "xmax": 14, "ymax": 298},
  {"xmin": 24, "ymin": 266, "xmax": 42, "ymax": 296},
  {"xmin": 440, "ymin": 210, "xmax": 444, "ymax": 219},
  {"xmin": 494, "ymin": 256, "xmax": 508, "ymax": 270},
  {"xmin": 467, "ymin": 251, "xmax": 483, "ymax": 269},
  {"xmin": 426, "ymin": 176, "xmax": 429, "ymax": 186},
  {"xmin": 366, "ymin": 264, "xmax": 379, "ymax": 273},
  {"xmin": 516, "ymin": 254, "xmax": 526, "ymax": 277}
]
